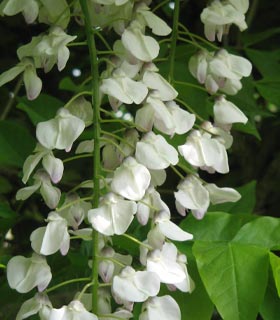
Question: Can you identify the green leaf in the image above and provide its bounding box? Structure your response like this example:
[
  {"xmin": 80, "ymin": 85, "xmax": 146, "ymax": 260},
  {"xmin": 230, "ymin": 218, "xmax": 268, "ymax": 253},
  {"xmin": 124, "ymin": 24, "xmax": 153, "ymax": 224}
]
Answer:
[
  {"xmin": 0, "ymin": 176, "xmax": 12, "ymax": 194},
  {"xmin": 174, "ymin": 242, "xmax": 214, "ymax": 320},
  {"xmin": 269, "ymin": 252, "xmax": 280, "ymax": 297},
  {"xmin": 0, "ymin": 203, "xmax": 18, "ymax": 232},
  {"xmin": 233, "ymin": 216, "xmax": 280, "ymax": 250},
  {"xmin": 255, "ymin": 80, "xmax": 280, "ymax": 106},
  {"xmin": 242, "ymin": 27, "xmax": 280, "ymax": 47},
  {"xmin": 59, "ymin": 77, "xmax": 80, "ymax": 93},
  {"xmin": 17, "ymin": 94, "xmax": 63, "ymax": 125},
  {"xmin": 180, "ymin": 212, "xmax": 254, "ymax": 242},
  {"xmin": 260, "ymin": 268, "xmax": 280, "ymax": 320},
  {"xmin": 193, "ymin": 241, "xmax": 269, "ymax": 320},
  {"xmin": 209, "ymin": 180, "xmax": 257, "ymax": 214},
  {"xmin": 0, "ymin": 120, "xmax": 36, "ymax": 167},
  {"xmin": 245, "ymin": 49, "xmax": 280, "ymax": 80}
]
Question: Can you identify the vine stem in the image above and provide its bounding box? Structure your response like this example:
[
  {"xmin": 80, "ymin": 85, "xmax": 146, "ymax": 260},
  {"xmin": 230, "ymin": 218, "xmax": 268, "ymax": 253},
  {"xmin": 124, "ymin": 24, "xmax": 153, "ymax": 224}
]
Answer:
[
  {"xmin": 1, "ymin": 76, "xmax": 22, "ymax": 120},
  {"xmin": 79, "ymin": 0, "xmax": 101, "ymax": 314},
  {"xmin": 168, "ymin": 0, "xmax": 180, "ymax": 84}
]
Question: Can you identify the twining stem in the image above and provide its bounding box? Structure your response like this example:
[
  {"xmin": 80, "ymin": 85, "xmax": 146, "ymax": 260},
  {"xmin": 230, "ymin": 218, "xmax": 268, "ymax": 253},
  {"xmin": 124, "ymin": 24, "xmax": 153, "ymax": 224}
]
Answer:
[
  {"xmin": 79, "ymin": 0, "xmax": 101, "ymax": 314},
  {"xmin": 168, "ymin": 0, "xmax": 180, "ymax": 84},
  {"xmin": 46, "ymin": 277, "xmax": 91, "ymax": 293}
]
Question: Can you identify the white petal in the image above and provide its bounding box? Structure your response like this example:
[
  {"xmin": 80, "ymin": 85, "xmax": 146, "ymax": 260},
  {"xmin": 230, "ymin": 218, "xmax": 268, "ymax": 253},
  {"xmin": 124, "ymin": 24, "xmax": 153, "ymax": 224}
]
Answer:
[
  {"xmin": 112, "ymin": 267, "xmax": 160, "ymax": 302},
  {"xmin": 143, "ymin": 71, "xmax": 178, "ymax": 101},
  {"xmin": 0, "ymin": 64, "xmax": 25, "ymax": 87},
  {"xmin": 40, "ymin": 181, "xmax": 61, "ymax": 209},
  {"xmin": 136, "ymin": 132, "xmax": 178, "ymax": 170},
  {"xmin": 42, "ymin": 154, "xmax": 64, "ymax": 184},
  {"xmin": 158, "ymin": 220, "xmax": 193, "ymax": 241},
  {"xmin": 205, "ymin": 183, "xmax": 241, "ymax": 204},
  {"xmin": 23, "ymin": 65, "xmax": 42, "ymax": 100},
  {"xmin": 30, "ymin": 213, "xmax": 69, "ymax": 255},
  {"xmin": 174, "ymin": 176, "xmax": 210, "ymax": 211},
  {"xmin": 7, "ymin": 254, "xmax": 52, "ymax": 293},
  {"xmin": 214, "ymin": 96, "xmax": 248, "ymax": 125},
  {"xmin": 16, "ymin": 182, "xmax": 41, "ymax": 201},
  {"xmin": 122, "ymin": 28, "xmax": 159, "ymax": 62},
  {"xmin": 140, "ymin": 296, "xmax": 181, "ymax": 320},
  {"xmin": 166, "ymin": 101, "xmax": 195, "ymax": 134},
  {"xmin": 137, "ymin": 5, "xmax": 172, "ymax": 36},
  {"xmin": 88, "ymin": 193, "xmax": 137, "ymax": 236},
  {"xmin": 111, "ymin": 157, "xmax": 151, "ymax": 201}
]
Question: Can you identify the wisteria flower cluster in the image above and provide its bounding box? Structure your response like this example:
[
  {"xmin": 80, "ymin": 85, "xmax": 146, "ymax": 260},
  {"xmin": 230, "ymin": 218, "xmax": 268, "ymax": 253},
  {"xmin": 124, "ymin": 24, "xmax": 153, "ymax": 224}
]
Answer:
[{"xmin": 0, "ymin": 0, "xmax": 252, "ymax": 319}]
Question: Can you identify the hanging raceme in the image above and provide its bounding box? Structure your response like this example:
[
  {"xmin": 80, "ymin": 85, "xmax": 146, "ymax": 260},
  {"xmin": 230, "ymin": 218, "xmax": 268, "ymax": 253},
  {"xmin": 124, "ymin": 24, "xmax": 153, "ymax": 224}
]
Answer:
[{"xmin": 0, "ymin": 0, "xmax": 253, "ymax": 319}]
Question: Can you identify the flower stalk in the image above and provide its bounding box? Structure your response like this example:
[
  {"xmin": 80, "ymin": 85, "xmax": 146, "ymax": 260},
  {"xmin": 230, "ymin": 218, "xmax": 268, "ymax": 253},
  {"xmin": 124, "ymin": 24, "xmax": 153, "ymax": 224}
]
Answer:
[{"xmin": 79, "ymin": 0, "xmax": 101, "ymax": 314}]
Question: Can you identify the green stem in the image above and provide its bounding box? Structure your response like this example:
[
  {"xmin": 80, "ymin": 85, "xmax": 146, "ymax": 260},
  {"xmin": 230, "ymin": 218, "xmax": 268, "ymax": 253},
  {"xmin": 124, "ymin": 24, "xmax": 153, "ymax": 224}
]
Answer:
[
  {"xmin": 178, "ymin": 36, "xmax": 206, "ymax": 51},
  {"xmin": 46, "ymin": 277, "xmax": 91, "ymax": 293},
  {"xmin": 175, "ymin": 98, "xmax": 205, "ymax": 122},
  {"xmin": 170, "ymin": 165, "xmax": 185, "ymax": 180},
  {"xmin": 168, "ymin": 0, "xmax": 180, "ymax": 84},
  {"xmin": 247, "ymin": 0, "xmax": 259, "ymax": 28},
  {"xmin": 68, "ymin": 41, "xmax": 87, "ymax": 47},
  {"xmin": 63, "ymin": 154, "xmax": 92, "ymax": 163},
  {"xmin": 77, "ymin": 281, "xmax": 93, "ymax": 300},
  {"xmin": 80, "ymin": 0, "xmax": 101, "ymax": 314},
  {"xmin": 152, "ymin": 0, "xmax": 170, "ymax": 12},
  {"xmin": 122, "ymin": 234, "xmax": 153, "ymax": 250},
  {"xmin": 64, "ymin": 91, "xmax": 92, "ymax": 109},
  {"xmin": 1, "ymin": 76, "xmax": 22, "ymax": 120},
  {"xmin": 56, "ymin": 196, "xmax": 92, "ymax": 212},
  {"xmin": 174, "ymin": 80, "xmax": 208, "ymax": 93}
]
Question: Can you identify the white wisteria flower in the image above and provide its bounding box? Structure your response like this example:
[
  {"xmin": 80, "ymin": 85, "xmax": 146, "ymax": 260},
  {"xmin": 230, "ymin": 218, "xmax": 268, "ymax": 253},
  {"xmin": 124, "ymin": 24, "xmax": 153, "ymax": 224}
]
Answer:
[
  {"xmin": 15, "ymin": 293, "xmax": 52, "ymax": 320},
  {"xmin": 213, "ymin": 95, "xmax": 248, "ymax": 125},
  {"xmin": 165, "ymin": 101, "xmax": 196, "ymax": 134},
  {"xmin": 88, "ymin": 192, "xmax": 137, "ymax": 236},
  {"xmin": 142, "ymin": 68, "xmax": 178, "ymax": 101},
  {"xmin": 111, "ymin": 157, "xmax": 151, "ymax": 201},
  {"xmin": 112, "ymin": 266, "xmax": 160, "ymax": 303},
  {"xmin": 135, "ymin": 132, "xmax": 178, "ymax": 170},
  {"xmin": 122, "ymin": 21, "xmax": 160, "ymax": 62},
  {"xmin": 154, "ymin": 211, "xmax": 193, "ymax": 242},
  {"xmin": 17, "ymin": 27, "xmax": 77, "ymax": 72},
  {"xmin": 135, "ymin": 2, "xmax": 172, "ymax": 36},
  {"xmin": 36, "ymin": 108, "xmax": 85, "ymax": 152},
  {"xmin": 146, "ymin": 242, "xmax": 186, "ymax": 284},
  {"xmin": 0, "ymin": 0, "xmax": 39, "ymax": 24},
  {"xmin": 7, "ymin": 253, "xmax": 52, "ymax": 293},
  {"xmin": 0, "ymin": 58, "xmax": 42, "ymax": 100},
  {"xmin": 59, "ymin": 194, "xmax": 91, "ymax": 230},
  {"xmin": 168, "ymin": 254, "xmax": 195, "ymax": 293},
  {"xmin": 99, "ymin": 247, "xmax": 132, "ymax": 283},
  {"xmin": 100, "ymin": 69, "xmax": 148, "ymax": 110},
  {"xmin": 30, "ymin": 212, "xmax": 70, "ymax": 256},
  {"xmin": 48, "ymin": 300, "xmax": 98, "ymax": 320},
  {"xmin": 178, "ymin": 129, "xmax": 229, "ymax": 174},
  {"xmin": 139, "ymin": 295, "xmax": 181, "ymax": 320},
  {"xmin": 22, "ymin": 143, "xmax": 64, "ymax": 184},
  {"xmin": 137, "ymin": 187, "xmax": 170, "ymax": 226},
  {"xmin": 175, "ymin": 175, "xmax": 241, "ymax": 218},
  {"xmin": 16, "ymin": 170, "xmax": 61, "ymax": 209},
  {"xmin": 189, "ymin": 49, "xmax": 252, "ymax": 95},
  {"xmin": 200, "ymin": 0, "xmax": 249, "ymax": 42},
  {"xmin": 175, "ymin": 175, "xmax": 210, "ymax": 219},
  {"xmin": 205, "ymin": 183, "xmax": 241, "ymax": 204}
]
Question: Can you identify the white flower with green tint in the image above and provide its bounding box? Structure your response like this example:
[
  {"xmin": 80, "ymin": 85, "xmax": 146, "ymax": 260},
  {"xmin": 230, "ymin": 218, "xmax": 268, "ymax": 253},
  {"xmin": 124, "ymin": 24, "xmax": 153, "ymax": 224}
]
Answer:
[{"xmin": 7, "ymin": 253, "xmax": 52, "ymax": 293}]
